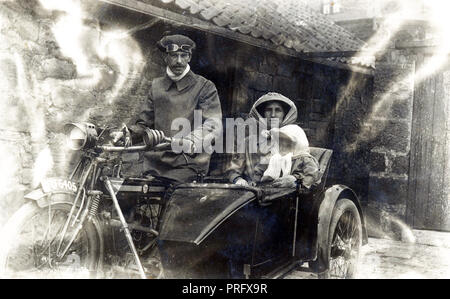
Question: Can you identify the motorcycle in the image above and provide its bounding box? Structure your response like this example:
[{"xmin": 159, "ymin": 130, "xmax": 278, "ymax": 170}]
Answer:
[
  {"xmin": 0, "ymin": 122, "xmax": 172, "ymax": 278},
  {"xmin": 0, "ymin": 122, "xmax": 368, "ymax": 279}
]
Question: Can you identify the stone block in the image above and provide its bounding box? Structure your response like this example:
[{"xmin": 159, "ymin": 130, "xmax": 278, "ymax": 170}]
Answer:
[
  {"xmin": 240, "ymin": 54, "xmax": 260, "ymax": 72},
  {"xmin": 372, "ymin": 91, "xmax": 413, "ymax": 120},
  {"xmin": 309, "ymin": 112, "xmax": 324, "ymax": 121},
  {"xmin": 20, "ymin": 149, "xmax": 34, "ymax": 169},
  {"xmin": 20, "ymin": 168, "xmax": 33, "ymax": 185},
  {"xmin": 391, "ymin": 154, "xmax": 410, "ymax": 175},
  {"xmin": 247, "ymin": 72, "xmax": 272, "ymax": 91},
  {"xmin": 50, "ymin": 85, "xmax": 96, "ymax": 108},
  {"xmin": 272, "ymin": 76, "xmax": 299, "ymax": 100},
  {"xmin": 253, "ymin": 89, "xmax": 268, "ymax": 103},
  {"xmin": 373, "ymin": 63, "xmax": 414, "ymax": 120},
  {"xmin": 369, "ymin": 151, "xmax": 386, "ymax": 173},
  {"xmin": 311, "ymin": 99, "xmax": 325, "ymax": 114},
  {"xmin": 38, "ymin": 58, "xmax": 76, "ymax": 80},
  {"xmin": 259, "ymin": 55, "xmax": 278, "ymax": 75},
  {"xmin": 390, "ymin": 98, "xmax": 413, "ymax": 120},
  {"xmin": 368, "ymin": 175, "xmax": 408, "ymax": 206},
  {"xmin": 371, "ymin": 119, "xmax": 411, "ymax": 152},
  {"xmin": 15, "ymin": 14, "xmax": 39, "ymax": 42},
  {"xmin": 37, "ymin": 20, "xmax": 58, "ymax": 47},
  {"xmin": 89, "ymin": 106, "xmax": 115, "ymax": 125},
  {"xmin": 296, "ymin": 99, "xmax": 310, "ymax": 120},
  {"xmin": 276, "ymin": 60, "xmax": 296, "ymax": 77},
  {"xmin": 296, "ymin": 61, "xmax": 314, "ymax": 75}
]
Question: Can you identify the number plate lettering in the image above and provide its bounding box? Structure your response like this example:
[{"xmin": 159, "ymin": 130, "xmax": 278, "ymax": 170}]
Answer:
[{"xmin": 41, "ymin": 178, "xmax": 78, "ymax": 193}]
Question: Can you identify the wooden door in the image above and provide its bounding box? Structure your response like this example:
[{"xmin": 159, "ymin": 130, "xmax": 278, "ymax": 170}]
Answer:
[{"xmin": 406, "ymin": 55, "xmax": 450, "ymax": 231}]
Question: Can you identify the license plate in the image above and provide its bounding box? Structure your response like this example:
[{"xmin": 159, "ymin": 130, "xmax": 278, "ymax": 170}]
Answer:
[{"xmin": 41, "ymin": 177, "xmax": 78, "ymax": 193}]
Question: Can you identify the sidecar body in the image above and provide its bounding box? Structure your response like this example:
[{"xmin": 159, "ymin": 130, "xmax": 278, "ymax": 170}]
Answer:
[{"xmin": 157, "ymin": 147, "xmax": 368, "ymax": 279}]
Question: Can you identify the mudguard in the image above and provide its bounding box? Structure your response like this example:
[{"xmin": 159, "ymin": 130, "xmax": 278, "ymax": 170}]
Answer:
[
  {"xmin": 296, "ymin": 184, "xmax": 367, "ymax": 265},
  {"xmin": 24, "ymin": 189, "xmax": 78, "ymax": 208},
  {"xmin": 158, "ymin": 184, "xmax": 259, "ymax": 245},
  {"xmin": 23, "ymin": 181, "xmax": 104, "ymax": 270},
  {"xmin": 315, "ymin": 185, "xmax": 367, "ymax": 272},
  {"xmin": 24, "ymin": 177, "xmax": 79, "ymax": 208}
]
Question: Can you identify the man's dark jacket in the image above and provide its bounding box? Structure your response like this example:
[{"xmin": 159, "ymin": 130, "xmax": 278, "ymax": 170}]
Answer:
[{"xmin": 132, "ymin": 70, "xmax": 222, "ymax": 182}]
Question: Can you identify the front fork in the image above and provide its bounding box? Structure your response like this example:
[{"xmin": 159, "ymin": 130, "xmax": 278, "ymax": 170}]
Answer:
[
  {"xmin": 103, "ymin": 176, "xmax": 147, "ymax": 279},
  {"xmin": 55, "ymin": 158, "xmax": 148, "ymax": 279},
  {"xmin": 55, "ymin": 181, "xmax": 147, "ymax": 279}
]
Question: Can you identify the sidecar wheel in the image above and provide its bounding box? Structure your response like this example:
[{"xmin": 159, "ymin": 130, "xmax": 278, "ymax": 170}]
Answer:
[
  {"xmin": 0, "ymin": 200, "xmax": 101, "ymax": 278},
  {"xmin": 318, "ymin": 198, "xmax": 362, "ymax": 279}
]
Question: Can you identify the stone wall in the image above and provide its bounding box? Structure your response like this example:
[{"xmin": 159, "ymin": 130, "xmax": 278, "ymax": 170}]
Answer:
[
  {"xmin": 366, "ymin": 62, "xmax": 415, "ymax": 237},
  {"xmin": 330, "ymin": 71, "xmax": 374, "ymax": 201},
  {"xmin": 186, "ymin": 35, "xmax": 360, "ymax": 175},
  {"xmin": 232, "ymin": 47, "xmax": 344, "ymax": 149},
  {"xmin": 336, "ymin": 17, "xmax": 431, "ymax": 237},
  {"xmin": 0, "ymin": 0, "xmax": 158, "ymax": 224},
  {"xmin": 0, "ymin": 1, "xmax": 375, "ymax": 229},
  {"xmin": 230, "ymin": 45, "xmax": 375, "ymax": 197}
]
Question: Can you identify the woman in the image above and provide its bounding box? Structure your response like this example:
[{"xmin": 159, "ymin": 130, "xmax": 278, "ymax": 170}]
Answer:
[{"xmin": 227, "ymin": 92, "xmax": 320, "ymax": 189}]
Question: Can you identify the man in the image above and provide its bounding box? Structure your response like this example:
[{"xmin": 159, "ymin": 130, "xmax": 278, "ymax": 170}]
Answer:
[
  {"xmin": 125, "ymin": 34, "xmax": 222, "ymax": 182},
  {"xmin": 227, "ymin": 92, "xmax": 319, "ymax": 189}
]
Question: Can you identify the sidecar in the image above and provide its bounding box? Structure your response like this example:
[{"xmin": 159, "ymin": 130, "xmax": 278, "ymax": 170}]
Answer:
[{"xmin": 157, "ymin": 147, "xmax": 368, "ymax": 279}]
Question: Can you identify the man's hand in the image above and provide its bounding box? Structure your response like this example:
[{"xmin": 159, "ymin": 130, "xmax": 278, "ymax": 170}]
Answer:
[
  {"xmin": 234, "ymin": 177, "xmax": 249, "ymax": 186},
  {"xmin": 110, "ymin": 131, "xmax": 124, "ymax": 144},
  {"xmin": 171, "ymin": 138, "xmax": 196, "ymax": 154},
  {"xmin": 110, "ymin": 124, "xmax": 132, "ymax": 146},
  {"xmin": 272, "ymin": 175, "xmax": 296, "ymax": 188}
]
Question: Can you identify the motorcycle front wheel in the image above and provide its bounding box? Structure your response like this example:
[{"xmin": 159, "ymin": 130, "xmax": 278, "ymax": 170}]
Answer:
[{"xmin": 0, "ymin": 198, "xmax": 101, "ymax": 278}]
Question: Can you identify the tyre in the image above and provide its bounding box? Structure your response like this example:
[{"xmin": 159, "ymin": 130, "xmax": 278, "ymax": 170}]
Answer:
[
  {"xmin": 0, "ymin": 197, "xmax": 101, "ymax": 278},
  {"xmin": 318, "ymin": 198, "xmax": 362, "ymax": 279}
]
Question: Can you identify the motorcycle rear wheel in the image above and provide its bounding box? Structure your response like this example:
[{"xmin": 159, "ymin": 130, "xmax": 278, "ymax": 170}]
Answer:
[{"xmin": 0, "ymin": 199, "xmax": 101, "ymax": 278}]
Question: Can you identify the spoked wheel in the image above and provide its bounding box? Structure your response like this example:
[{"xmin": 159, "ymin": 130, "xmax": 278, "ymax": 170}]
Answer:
[
  {"xmin": 319, "ymin": 199, "xmax": 362, "ymax": 279},
  {"xmin": 141, "ymin": 246, "xmax": 164, "ymax": 279},
  {"xmin": 0, "ymin": 199, "xmax": 101, "ymax": 278}
]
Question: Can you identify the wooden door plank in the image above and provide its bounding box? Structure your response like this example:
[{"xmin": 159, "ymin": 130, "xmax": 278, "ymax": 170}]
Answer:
[
  {"xmin": 407, "ymin": 59, "xmax": 421, "ymax": 226},
  {"xmin": 442, "ymin": 70, "xmax": 450, "ymax": 231},
  {"xmin": 408, "ymin": 57, "xmax": 450, "ymax": 231},
  {"xmin": 412, "ymin": 55, "xmax": 435, "ymax": 229},
  {"xmin": 419, "ymin": 74, "xmax": 435, "ymax": 229},
  {"xmin": 428, "ymin": 72, "xmax": 448, "ymax": 230}
]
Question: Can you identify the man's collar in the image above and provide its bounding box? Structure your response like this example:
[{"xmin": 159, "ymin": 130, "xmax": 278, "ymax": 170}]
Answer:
[{"xmin": 161, "ymin": 70, "xmax": 197, "ymax": 91}]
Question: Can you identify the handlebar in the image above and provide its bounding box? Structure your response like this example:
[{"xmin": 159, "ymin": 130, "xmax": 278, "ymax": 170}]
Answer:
[
  {"xmin": 98, "ymin": 145, "xmax": 150, "ymax": 152},
  {"xmin": 98, "ymin": 136, "xmax": 173, "ymax": 153}
]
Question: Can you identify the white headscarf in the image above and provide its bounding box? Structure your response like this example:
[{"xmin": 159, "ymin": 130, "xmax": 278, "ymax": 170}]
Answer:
[
  {"xmin": 248, "ymin": 92, "xmax": 298, "ymax": 129},
  {"xmin": 249, "ymin": 93, "xmax": 310, "ymax": 181}
]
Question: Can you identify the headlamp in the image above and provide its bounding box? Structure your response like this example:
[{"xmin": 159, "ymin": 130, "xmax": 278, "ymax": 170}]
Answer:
[{"xmin": 64, "ymin": 122, "xmax": 98, "ymax": 150}]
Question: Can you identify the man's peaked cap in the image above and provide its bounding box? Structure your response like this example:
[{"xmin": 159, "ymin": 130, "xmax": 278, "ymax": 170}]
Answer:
[{"xmin": 157, "ymin": 34, "xmax": 196, "ymax": 52}]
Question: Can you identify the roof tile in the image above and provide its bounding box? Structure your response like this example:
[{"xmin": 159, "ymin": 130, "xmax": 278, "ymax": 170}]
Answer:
[
  {"xmin": 199, "ymin": 6, "xmax": 221, "ymax": 20},
  {"xmin": 212, "ymin": 12, "xmax": 233, "ymax": 27},
  {"xmin": 174, "ymin": 0, "xmax": 194, "ymax": 10},
  {"xmin": 155, "ymin": 0, "xmax": 370, "ymax": 67}
]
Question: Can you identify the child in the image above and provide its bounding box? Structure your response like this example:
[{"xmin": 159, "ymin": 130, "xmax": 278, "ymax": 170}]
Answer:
[{"xmin": 228, "ymin": 92, "xmax": 320, "ymax": 190}]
